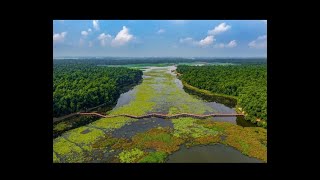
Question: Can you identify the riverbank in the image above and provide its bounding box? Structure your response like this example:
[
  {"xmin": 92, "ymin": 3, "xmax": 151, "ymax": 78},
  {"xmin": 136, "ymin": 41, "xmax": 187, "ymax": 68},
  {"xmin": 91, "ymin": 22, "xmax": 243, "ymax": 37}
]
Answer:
[
  {"xmin": 180, "ymin": 80, "xmax": 266, "ymax": 128},
  {"xmin": 182, "ymin": 81, "xmax": 238, "ymax": 103},
  {"xmin": 53, "ymin": 80, "xmax": 142, "ymax": 138}
]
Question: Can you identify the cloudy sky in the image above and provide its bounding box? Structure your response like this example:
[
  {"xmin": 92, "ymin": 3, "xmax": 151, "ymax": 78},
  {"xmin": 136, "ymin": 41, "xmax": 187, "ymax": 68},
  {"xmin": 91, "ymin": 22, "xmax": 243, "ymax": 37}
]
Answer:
[{"xmin": 53, "ymin": 20, "xmax": 267, "ymax": 57}]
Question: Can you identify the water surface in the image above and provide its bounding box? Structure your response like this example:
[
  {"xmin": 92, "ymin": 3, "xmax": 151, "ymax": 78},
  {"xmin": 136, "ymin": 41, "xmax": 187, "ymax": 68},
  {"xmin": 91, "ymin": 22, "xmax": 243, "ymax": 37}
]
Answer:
[{"xmin": 167, "ymin": 144, "xmax": 263, "ymax": 163}]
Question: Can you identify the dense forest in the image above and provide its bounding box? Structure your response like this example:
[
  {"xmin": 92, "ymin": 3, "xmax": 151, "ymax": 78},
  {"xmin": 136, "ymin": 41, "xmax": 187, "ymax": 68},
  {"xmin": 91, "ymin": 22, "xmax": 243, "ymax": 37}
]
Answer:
[
  {"xmin": 53, "ymin": 64, "xmax": 142, "ymax": 117},
  {"xmin": 177, "ymin": 64, "xmax": 267, "ymax": 127}
]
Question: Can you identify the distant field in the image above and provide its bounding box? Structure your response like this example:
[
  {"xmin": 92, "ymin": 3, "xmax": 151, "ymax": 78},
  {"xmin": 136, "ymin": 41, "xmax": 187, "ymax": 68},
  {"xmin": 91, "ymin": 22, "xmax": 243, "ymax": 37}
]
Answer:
[
  {"xmin": 177, "ymin": 62, "xmax": 236, "ymax": 66},
  {"xmin": 53, "ymin": 57, "xmax": 267, "ymax": 66},
  {"xmin": 96, "ymin": 62, "xmax": 237, "ymax": 69},
  {"xmin": 98, "ymin": 63, "xmax": 176, "ymax": 68}
]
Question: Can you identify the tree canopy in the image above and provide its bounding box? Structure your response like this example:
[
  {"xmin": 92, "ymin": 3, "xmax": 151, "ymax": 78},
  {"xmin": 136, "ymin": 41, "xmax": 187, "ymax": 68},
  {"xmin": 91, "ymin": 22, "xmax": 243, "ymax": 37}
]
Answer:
[
  {"xmin": 177, "ymin": 64, "xmax": 267, "ymax": 127},
  {"xmin": 53, "ymin": 63, "xmax": 142, "ymax": 117}
]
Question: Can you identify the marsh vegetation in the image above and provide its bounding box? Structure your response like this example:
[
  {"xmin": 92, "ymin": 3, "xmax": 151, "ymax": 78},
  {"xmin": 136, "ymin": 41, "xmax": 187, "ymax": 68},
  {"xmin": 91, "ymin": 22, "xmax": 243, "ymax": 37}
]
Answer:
[{"xmin": 53, "ymin": 61, "xmax": 267, "ymax": 163}]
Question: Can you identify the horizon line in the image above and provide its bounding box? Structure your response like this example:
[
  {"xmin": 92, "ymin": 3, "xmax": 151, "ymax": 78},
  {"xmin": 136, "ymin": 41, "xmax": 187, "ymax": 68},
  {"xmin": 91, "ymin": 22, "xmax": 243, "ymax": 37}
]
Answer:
[{"xmin": 53, "ymin": 56, "xmax": 267, "ymax": 59}]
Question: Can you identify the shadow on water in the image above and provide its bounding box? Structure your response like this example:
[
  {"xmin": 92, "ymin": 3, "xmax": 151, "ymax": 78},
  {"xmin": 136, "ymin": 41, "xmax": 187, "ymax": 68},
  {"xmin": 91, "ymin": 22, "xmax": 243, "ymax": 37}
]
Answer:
[
  {"xmin": 183, "ymin": 86, "xmax": 237, "ymax": 108},
  {"xmin": 167, "ymin": 144, "xmax": 263, "ymax": 163},
  {"xmin": 114, "ymin": 87, "xmax": 136, "ymax": 108},
  {"xmin": 236, "ymin": 116, "xmax": 257, "ymax": 127},
  {"xmin": 182, "ymin": 84, "xmax": 256, "ymax": 127}
]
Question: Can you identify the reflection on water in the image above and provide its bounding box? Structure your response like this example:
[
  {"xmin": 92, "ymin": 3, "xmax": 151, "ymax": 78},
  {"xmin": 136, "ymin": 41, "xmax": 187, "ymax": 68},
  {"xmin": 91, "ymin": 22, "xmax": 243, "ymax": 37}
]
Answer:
[
  {"xmin": 204, "ymin": 101, "xmax": 236, "ymax": 123},
  {"xmin": 183, "ymin": 86, "xmax": 237, "ymax": 108},
  {"xmin": 236, "ymin": 116, "xmax": 257, "ymax": 127},
  {"xmin": 114, "ymin": 88, "xmax": 136, "ymax": 108},
  {"xmin": 174, "ymin": 79, "xmax": 183, "ymax": 89},
  {"xmin": 167, "ymin": 144, "xmax": 263, "ymax": 163},
  {"xmin": 182, "ymin": 87, "xmax": 256, "ymax": 127}
]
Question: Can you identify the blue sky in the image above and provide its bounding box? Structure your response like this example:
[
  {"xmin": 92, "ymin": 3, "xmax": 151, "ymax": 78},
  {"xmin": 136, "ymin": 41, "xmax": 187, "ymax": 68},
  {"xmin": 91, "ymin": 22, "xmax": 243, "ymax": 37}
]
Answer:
[{"xmin": 53, "ymin": 20, "xmax": 267, "ymax": 57}]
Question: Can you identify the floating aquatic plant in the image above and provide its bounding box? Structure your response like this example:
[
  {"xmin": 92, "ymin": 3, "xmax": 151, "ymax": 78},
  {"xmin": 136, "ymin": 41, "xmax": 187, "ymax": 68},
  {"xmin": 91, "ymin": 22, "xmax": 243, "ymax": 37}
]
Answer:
[
  {"xmin": 132, "ymin": 128, "xmax": 184, "ymax": 153},
  {"xmin": 53, "ymin": 137, "xmax": 85, "ymax": 162},
  {"xmin": 118, "ymin": 148, "xmax": 145, "ymax": 163},
  {"xmin": 138, "ymin": 151, "xmax": 167, "ymax": 163}
]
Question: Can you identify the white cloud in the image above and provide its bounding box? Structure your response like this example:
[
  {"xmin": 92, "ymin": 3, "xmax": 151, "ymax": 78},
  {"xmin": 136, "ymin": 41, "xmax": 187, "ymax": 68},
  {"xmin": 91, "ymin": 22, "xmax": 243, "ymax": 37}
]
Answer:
[
  {"xmin": 53, "ymin": 32, "xmax": 67, "ymax": 43},
  {"xmin": 98, "ymin": 33, "xmax": 112, "ymax": 46},
  {"xmin": 81, "ymin": 28, "xmax": 93, "ymax": 37},
  {"xmin": 179, "ymin": 23, "xmax": 231, "ymax": 47},
  {"xmin": 198, "ymin": 35, "xmax": 215, "ymax": 46},
  {"xmin": 208, "ymin": 22, "xmax": 231, "ymax": 35},
  {"xmin": 248, "ymin": 35, "xmax": 267, "ymax": 48},
  {"xmin": 179, "ymin": 23, "xmax": 233, "ymax": 47},
  {"xmin": 179, "ymin": 37, "xmax": 194, "ymax": 44},
  {"xmin": 216, "ymin": 40, "xmax": 237, "ymax": 48},
  {"xmin": 226, "ymin": 40, "xmax": 237, "ymax": 48},
  {"xmin": 81, "ymin": 31, "xmax": 88, "ymax": 36},
  {"xmin": 157, "ymin": 29, "xmax": 165, "ymax": 34},
  {"xmin": 257, "ymin": 35, "xmax": 267, "ymax": 40},
  {"xmin": 93, "ymin": 20, "xmax": 100, "ymax": 30},
  {"xmin": 180, "ymin": 36, "xmax": 215, "ymax": 47},
  {"xmin": 111, "ymin": 26, "xmax": 134, "ymax": 47},
  {"xmin": 98, "ymin": 33, "xmax": 111, "ymax": 40}
]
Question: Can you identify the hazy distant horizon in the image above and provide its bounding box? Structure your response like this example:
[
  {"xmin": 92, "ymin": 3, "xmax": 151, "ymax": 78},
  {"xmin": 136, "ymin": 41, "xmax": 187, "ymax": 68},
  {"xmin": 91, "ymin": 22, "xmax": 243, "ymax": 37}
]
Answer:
[{"xmin": 53, "ymin": 56, "xmax": 267, "ymax": 59}]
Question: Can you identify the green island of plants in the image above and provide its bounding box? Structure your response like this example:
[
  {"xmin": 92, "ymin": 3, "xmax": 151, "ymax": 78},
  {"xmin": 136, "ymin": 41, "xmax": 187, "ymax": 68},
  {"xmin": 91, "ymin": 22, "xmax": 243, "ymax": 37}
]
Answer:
[
  {"xmin": 138, "ymin": 151, "xmax": 167, "ymax": 163},
  {"xmin": 131, "ymin": 127, "xmax": 184, "ymax": 153},
  {"xmin": 118, "ymin": 148, "xmax": 145, "ymax": 163},
  {"xmin": 53, "ymin": 137, "xmax": 87, "ymax": 162}
]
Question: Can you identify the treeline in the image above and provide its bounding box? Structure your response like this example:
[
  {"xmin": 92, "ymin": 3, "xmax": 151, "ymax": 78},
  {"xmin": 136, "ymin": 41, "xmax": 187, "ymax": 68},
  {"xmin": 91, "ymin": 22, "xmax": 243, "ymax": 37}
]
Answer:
[
  {"xmin": 53, "ymin": 64, "xmax": 142, "ymax": 117},
  {"xmin": 177, "ymin": 64, "xmax": 267, "ymax": 127},
  {"xmin": 53, "ymin": 57, "xmax": 266, "ymax": 66}
]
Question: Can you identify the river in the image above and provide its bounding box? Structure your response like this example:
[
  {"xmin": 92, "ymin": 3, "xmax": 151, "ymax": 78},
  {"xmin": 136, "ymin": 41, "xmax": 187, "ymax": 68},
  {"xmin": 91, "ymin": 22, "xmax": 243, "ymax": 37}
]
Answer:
[
  {"xmin": 113, "ymin": 65, "xmax": 255, "ymax": 126},
  {"xmin": 53, "ymin": 65, "xmax": 266, "ymax": 163},
  {"xmin": 109, "ymin": 65, "xmax": 261, "ymax": 163}
]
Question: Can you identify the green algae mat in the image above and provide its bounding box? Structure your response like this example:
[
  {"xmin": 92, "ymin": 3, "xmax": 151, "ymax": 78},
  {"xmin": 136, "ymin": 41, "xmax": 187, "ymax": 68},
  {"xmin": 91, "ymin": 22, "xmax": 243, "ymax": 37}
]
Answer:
[{"xmin": 53, "ymin": 67, "xmax": 267, "ymax": 163}]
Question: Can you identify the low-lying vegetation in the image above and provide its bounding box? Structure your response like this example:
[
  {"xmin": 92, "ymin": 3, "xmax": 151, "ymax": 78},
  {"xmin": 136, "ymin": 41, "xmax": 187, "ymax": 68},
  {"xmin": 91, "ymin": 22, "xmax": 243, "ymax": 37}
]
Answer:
[
  {"xmin": 53, "ymin": 66, "xmax": 267, "ymax": 163},
  {"xmin": 132, "ymin": 128, "xmax": 184, "ymax": 153},
  {"xmin": 138, "ymin": 152, "xmax": 167, "ymax": 163},
  {"xmin": 118, "ymin": 148, "xmax": 145, "ymax": 163}
]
